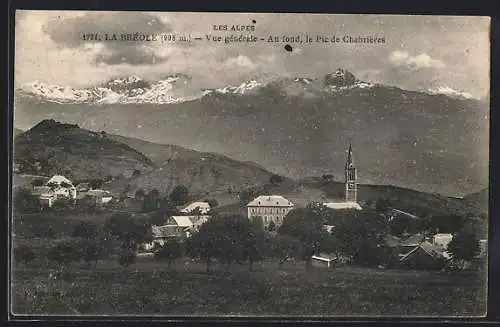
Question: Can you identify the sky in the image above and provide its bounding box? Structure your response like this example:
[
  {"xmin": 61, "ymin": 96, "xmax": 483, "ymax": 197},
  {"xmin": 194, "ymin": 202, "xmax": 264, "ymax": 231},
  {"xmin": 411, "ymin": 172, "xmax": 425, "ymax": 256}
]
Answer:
[{"xmin": 15, "ymin": 11, "xmax": 490, "ymax": 99}]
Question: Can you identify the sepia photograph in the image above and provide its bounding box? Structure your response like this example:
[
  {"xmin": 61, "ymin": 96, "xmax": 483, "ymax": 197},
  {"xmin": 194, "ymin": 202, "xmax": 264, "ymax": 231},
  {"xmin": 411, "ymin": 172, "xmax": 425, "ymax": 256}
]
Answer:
[{"xmin": 10, "ymin": 11, "xmax": 490, "ymax": 317}]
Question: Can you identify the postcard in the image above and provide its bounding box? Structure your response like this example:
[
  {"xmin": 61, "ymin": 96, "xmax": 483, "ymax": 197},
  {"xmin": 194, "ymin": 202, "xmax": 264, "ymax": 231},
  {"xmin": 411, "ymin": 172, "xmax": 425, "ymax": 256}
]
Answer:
[{"xmin": 11, "ymin": 11, "xmax": 490, "ymax": 318}]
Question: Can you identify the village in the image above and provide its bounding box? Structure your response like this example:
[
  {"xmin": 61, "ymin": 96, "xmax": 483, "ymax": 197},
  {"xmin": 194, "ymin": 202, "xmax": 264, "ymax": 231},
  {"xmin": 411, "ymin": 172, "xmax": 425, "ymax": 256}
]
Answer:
[{"xmin": 14, "ymin": 144, "xmax": 488, "ymax": 272}]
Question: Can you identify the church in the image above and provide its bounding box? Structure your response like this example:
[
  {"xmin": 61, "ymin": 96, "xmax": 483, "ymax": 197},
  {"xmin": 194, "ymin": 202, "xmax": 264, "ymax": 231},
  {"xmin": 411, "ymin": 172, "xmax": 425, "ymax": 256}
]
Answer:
[{"xmin": 323, "ymin": 144, "xmax": 363, "ymax": 211}]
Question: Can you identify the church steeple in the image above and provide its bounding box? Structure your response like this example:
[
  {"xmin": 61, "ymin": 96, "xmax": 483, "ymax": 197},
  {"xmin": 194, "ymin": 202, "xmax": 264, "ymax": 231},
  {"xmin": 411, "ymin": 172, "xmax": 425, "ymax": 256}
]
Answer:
[
  {"xmin": 345, "ymin": 143, "xmax": 354, "ymax": 169},
  {"xmin": 344, "ymin": 143, "xmax": 358, "ymax": 202}
]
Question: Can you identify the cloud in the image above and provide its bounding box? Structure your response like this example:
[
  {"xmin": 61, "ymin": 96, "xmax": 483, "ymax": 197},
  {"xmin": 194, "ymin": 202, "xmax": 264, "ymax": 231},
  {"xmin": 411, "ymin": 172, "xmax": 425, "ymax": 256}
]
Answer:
[
  {"xmin": 388, "ymin": 50, "xmax": 445, "ymax": 70},
  {"xmin": 42, "ymin": 12, "xmax": 173, "ymax": 66},
  {"xmin": 428, "ymin": 85, "xmax": 475, "ymax": 99},
  {"xmin": 221, "ymin": 55, "xmax": 257, "ymax": 70}
]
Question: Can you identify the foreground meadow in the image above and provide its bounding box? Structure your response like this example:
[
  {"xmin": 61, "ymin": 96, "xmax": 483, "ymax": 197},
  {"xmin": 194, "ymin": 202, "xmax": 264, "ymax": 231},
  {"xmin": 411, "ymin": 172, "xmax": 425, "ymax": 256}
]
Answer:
[{"xmin": 11, "ymin": 256, "xmax": 486, "ymax": 317}]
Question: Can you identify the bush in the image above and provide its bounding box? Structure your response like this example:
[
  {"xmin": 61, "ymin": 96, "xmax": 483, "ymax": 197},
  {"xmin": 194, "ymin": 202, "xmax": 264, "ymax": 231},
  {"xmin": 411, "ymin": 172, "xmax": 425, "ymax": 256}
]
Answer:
[
  {"xmin": 47, "ymin": 240, "xmax": 80, "ymax": 268},
  {"xmin": 13, "ymin": 188, "xmax": 40, "ymax": 213},
  {"xmin": 447, "ymin": 228, "xmax": 480, "ymax": 262},
  {"xmin": 72, "ymin": 221, "xmax": 99, "ymax": 239},
  {"xmin": 14, "ymin": 245, "xmax": 36, "ymax": 264},
  {"xmin": 118, "ymin": 250, "xmax": 136, "ymax": 267},
  {"xmin": 154, "ymin": 238, "xmax": 183, "ymax": 267},
  {"xmin": 269, "ymin": 174, "xmax": 284, "ymax": 186},
  {"xmin": 169, "ymin": 185, "xmax": 189, "ymax": 206}
]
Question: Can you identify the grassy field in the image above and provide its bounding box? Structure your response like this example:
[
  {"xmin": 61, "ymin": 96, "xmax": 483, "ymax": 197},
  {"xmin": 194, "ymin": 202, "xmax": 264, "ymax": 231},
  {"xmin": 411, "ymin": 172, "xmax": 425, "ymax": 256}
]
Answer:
[
  {"xmin": 11, "ymin": 256, "xmax": 487, "ymax": 317},
  {"xmin": 10, "ymin": 209, "xmax": 487, "ymax": 317}
]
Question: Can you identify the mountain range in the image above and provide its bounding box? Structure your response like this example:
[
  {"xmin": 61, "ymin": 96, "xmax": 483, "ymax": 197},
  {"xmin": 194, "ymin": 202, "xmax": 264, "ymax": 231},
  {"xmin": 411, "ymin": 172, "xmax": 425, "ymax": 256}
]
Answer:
[{"xmin": 14, "ymin": 69, "xmax": 489, "ymax": 197}]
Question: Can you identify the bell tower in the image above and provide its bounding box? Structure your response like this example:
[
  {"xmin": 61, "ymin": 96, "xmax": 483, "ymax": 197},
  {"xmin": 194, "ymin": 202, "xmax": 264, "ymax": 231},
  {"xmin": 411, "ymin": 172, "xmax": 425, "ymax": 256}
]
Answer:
[{"xmin": 345, "ymin": 144, "xmax": 358, "ymax": 202}]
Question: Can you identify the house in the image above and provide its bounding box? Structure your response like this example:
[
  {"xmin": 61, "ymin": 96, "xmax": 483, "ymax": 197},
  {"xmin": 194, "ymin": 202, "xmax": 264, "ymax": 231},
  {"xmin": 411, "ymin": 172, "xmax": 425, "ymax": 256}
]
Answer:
[
  {"xmin": 247, "ymin": 195, "xmax": 294, "ymax": 229},
  {"xmin": 86, "ymin": 189, "xmax": 113, "ymax": 205},
  {"xmin": 180, "ymin": 201, "xmax": 211, "ymax": 215},
  {"xmin": 13, "ymin": 163, "xmax": 21, "ymax": 173},
  {"xmin": 399, "ymin": 241, "xmax": 449, "ymax": 270},
  {"xmin": 31, "ymin": 186, "xmax": 56, "ymax": 207},
  {"xmin": 46, "ymin": 175, "xmax": 77, "ymax": 199},
  {"xmin": 322, "ymin": 224, "xmax": 335, "ymax": 233},
  {"xmin": 142, "ymin": 215, "xmax": 203, "ymax": 251},
  {"xmin": 432, "ymin": 233, "xmax": 453, "ymax": 251},
  {"xmin": 323, "ymin": 201, "xmax": 362, "ymax": 211}
]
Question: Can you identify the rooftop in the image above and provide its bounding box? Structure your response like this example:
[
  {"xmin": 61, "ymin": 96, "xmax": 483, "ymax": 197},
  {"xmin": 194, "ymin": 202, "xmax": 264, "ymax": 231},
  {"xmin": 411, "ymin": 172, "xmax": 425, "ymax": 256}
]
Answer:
[
  {"xmin": 247, "ymin": 195, "xmax": 294, "ymax": 207},
  {"xmin": 47, "ymin": 175, "xmax": 74, "ymax": 186},
  {"xmin": 323, "ymin": 202, "xmax": 362, "ymax": 210},
  {"xmin": 180, "ymin": 201, "xmax": 211, "ymax": 214}
]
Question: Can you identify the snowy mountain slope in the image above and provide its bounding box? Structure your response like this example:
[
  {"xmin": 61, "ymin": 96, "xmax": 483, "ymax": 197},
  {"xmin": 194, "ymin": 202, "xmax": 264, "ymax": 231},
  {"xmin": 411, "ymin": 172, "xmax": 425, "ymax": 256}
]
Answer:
[{"xmin": 17, "ymin": 69, "xmax": 389, "ymax": 105}]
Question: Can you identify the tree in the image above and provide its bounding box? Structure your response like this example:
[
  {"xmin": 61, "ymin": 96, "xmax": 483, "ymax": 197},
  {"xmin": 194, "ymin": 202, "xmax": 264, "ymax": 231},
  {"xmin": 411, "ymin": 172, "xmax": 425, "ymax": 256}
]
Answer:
[
  {"xmin": 269, "ymin": 174, "xmax": 284, "ymax": 186},
  {"xmin": 447, "ymin": 227, "xmax": 480, "ymax": 263},
  {"xmin": 169, "ymin": 185, "xmax": 189, "ymax": 206},
  {"xmin": 104, "ymin": 213, "xmax": 152, "ymax": 250},
  {"xmin": 205, "ymin": 198, "xmax": 219, "ymax": 208},
  {"xmin": 331, "ymin": 210, "xmax": 390, "ymax": 266},
  {"xmin": 270, "ymin": 234, "xmax": 302, "ymax": 266},
  {"xmin": 118, "ymin": 249, "xmax": 136, "ymax": 268},
  {"xmin": 135, "ymin": 188, "xmax": 146, "ymax": 200},
  {"xmin": 89, "ymin": 179, "xmax": 103, "ymax": 190},
  {"xmin": 141, "ymin": 189, "xmax": 162, "ymax": 213},
  {"xmin": 267, "ymin": 221, "xmax": 276, "ymax": 232},
  {"xmin": 47, "ymin": 240, "xmax": 80, "ymax": 273},
  {"xmin": 72, "ymin": 238, "xmax": 103, "ymax": 269},
  {"xmin": 375, "ymin": 198, "xmax": 392, "ymax": 214},
  {"xmin": 72, "ymin": 221, "xmax": 99, "ymax": 239},
  {"xmin": 428, "ymin": 214, "xmax": 466, "ymax": 234},
  {"xmin": 154, "ymin": 238, "xmax": 183, "ymax": 268},
  {"xmin": 239, "ymin": 188, "xmax": 258, "ymax": 204},
  {"xmin": 321, "ymin": 174, "xmax": 335, "ymax": 182},
  {"xmin": 14, "ymin": 245, "xmax": 36, "ymax": 265},
  {"xmin": 132, "ymin": 169, "xmax": 142, "ymax": 177},
  {"xmin": 13, "ymin": 187, "xmax": 40, "ymax": 213},
  {"xmin": 31, "ymin": 178, "xmax": 45, "ymax": 187},
  {"xmin": 278, "ymin": 208, "xmax": 332, "ymax": 270},
  {"xmin": 186, "ymin": 215, "xmax": 260, "ymax": 272}
]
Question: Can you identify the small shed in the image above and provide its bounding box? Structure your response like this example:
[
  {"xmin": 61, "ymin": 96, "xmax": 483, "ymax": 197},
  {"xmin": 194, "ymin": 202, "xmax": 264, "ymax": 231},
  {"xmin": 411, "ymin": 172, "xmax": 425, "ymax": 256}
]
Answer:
[{"xmin": 311, "ymin": 253, "xmax": 337, "ymax": 268}]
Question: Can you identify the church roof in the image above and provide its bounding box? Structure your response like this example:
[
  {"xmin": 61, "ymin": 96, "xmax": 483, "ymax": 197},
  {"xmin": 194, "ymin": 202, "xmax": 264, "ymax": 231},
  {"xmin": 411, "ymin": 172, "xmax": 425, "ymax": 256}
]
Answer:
[
  {"xmin": 247, "ymin": 195, "xmax": 294, "ymax": 207},
  {"xmin": 323, "ymin": 201, "xmax": 362, "ymax": 210}
]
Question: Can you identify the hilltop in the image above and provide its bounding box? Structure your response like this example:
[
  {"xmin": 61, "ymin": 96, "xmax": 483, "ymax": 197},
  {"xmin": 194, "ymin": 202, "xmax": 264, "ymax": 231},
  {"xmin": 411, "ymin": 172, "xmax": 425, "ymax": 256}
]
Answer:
[{"xmin": 13, "ymin": 119, "xmax": 156, "ymax": 181}]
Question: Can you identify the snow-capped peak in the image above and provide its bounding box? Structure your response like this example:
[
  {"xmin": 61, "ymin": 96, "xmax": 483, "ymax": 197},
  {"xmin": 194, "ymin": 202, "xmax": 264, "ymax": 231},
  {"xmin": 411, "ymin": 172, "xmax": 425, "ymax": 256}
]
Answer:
[
  {"xmin": 18, "ymin": 75, "xmax": 196, "ymax": 105},
  {"xmin": 428, "ymin": 86, "xmax": 476, "ymax": 100},
  {"xmin": 106, "ymin": 75, "xmax": 143, "ymax": 86},
  {"xmin": 293, "ymin": 77, "xmax": 314, "ymax": 84},
  {"xmin": 207, "ymin": 80, "xmax": 263, "ymax": 95},
  {"xmin": 19, "ymin": 80, "xmax": 96, "ymax": 104}
]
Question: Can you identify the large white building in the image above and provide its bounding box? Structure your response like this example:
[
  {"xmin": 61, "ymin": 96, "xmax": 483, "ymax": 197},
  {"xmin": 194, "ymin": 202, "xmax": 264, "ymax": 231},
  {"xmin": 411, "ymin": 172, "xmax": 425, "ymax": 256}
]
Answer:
[{"xmin": 247, "ymin": 195, "xmax": 294, "ymax": 228}]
